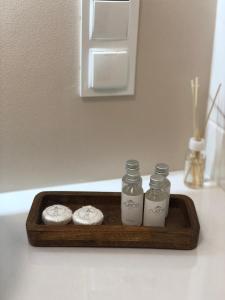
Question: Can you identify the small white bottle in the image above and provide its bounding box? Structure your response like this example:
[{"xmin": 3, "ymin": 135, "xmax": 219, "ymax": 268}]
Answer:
[
  {"xmin": 143, "ymin": 174, "xmax": 167, "ymax": 227},
  {"xmin": 121, "ymin": 173, "xmax": 144, "ymax": 226},
  {"xmin": 154, "ymin": 163, "xmax": 171, "ymax": 216}
]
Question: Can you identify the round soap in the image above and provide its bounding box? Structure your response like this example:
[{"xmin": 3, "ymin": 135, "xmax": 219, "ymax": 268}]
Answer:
[
  {"xmin": 73, "ymin": 205, "xmax": 104, "ymax": 225},
  {"xmin": 42, "ymin": 204, "xmax": 72, "ymax": 225}
]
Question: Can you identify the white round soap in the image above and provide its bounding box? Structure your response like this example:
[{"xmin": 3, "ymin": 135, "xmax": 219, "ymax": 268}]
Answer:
[
  {"xmin": 73, "ymin": 205, "xmax": 104, "ymax": 225},
  {"xmin": 42, "ymin": 204, "xmax": 72, "ymax": 225}
]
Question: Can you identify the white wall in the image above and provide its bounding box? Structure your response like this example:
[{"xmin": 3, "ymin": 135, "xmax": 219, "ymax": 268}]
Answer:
[
  {"xmin": 205, "ymin": 0, "xmax": 225, "ymax": 189},
  {"xmin": 0, "ymin": 0, "xmax": 217, "ymax": 192}
]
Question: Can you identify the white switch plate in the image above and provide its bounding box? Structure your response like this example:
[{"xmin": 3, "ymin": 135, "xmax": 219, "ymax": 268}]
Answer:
[
  {"xmin": 91, "ymin": 1, "xmax": 129, "ymax": 40},
  {"xmin": 89, "ymin": 49, "xmax": 129, "ymax": 90},
  {"xmin": 80, "ymin": 0, "xmax": 140, "ymax": 97}
]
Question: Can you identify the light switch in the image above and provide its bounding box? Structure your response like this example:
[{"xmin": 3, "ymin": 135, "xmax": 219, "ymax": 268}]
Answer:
[
  {"xmin": 89, "ymin": 49, "xmax": 129, "ymax": 90},
  {"xmin": 81, "ymin": 0, "xmax": 140, "ymax": 97},
  {"xmin": 91, "ymin": 0, "xmax": 130, "ymax": 40}
]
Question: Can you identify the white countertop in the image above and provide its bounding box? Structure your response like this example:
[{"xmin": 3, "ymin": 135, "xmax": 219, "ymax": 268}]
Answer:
[{"xmin": 1, "ymin": 171, "xmax": 225, "ymax": 300}]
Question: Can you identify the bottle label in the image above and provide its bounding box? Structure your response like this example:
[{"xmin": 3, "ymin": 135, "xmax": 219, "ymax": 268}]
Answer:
[
  {"xmin": 121, "ymin": 193, "xmax": 143, "ymax": 226},
  {"xmin": 143, "ymin": 197, "xmax": 167, "ymax": 227}
]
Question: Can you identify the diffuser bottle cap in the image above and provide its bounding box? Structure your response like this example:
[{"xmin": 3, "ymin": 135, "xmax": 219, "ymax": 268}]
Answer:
[{"xmin": 189, "ymin": 137, "xmax": 205, "ymax": 152}]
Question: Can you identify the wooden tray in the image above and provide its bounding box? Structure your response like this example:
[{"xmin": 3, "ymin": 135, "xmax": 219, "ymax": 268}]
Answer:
[{"xmin": 26, "ymin": 192, "xmax": 200, "ymax": 250}]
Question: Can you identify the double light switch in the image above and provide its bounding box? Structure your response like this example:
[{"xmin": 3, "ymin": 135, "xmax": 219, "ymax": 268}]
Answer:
[{"xmin": 81, "ymin": 0, "xmax": 140, "ymax": 97}]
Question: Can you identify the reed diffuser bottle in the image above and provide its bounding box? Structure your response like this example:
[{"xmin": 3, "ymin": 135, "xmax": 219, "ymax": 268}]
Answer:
[
  {"xmin": 184, "ymin": 77, "xmax": 206, "ymax": 188},
  {"xmin": 183, "ymin": 77, "xmax": 221, "ymax": 189},
  {"xmin": 184, "ymin": 137, "xmax": 205, "ymax": 188}
]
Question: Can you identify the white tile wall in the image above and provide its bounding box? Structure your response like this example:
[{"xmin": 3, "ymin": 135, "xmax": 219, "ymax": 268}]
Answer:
[
  {"xmin": 205, "ymin": 120, "xmax": 225, "ymax": 185},
  {"xmin": 206, "ymin": 0, "xmax": 225, "ymax": 191},
  {"xmin": 208, "ymin": 92, "xmax": 225, "ymax": 130}
]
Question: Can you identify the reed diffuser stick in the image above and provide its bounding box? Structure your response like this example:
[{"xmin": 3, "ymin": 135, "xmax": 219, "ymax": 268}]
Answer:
[
  {"xmin": 194, "ymin": 77, "xmax": 200, "ymax": 138},
  {"xmin": 204, "ymin": 83, "xmax": 222, "ymax": 131},
  {"xmin": 190, "ymin": 77, "xmax": 200, "ymax": 139},
  {"xmin": 191, "ymin": 79, "xmax": 195, "ymax": 136}
]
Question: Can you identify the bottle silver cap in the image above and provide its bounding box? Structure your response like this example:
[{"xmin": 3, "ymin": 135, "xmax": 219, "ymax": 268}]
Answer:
[
  {"xmin": 125, "ymin": 159, "xmax": 139, "ymax": 170},
  {"xmin": 126, "ymin": 172, "xmax": 140, "ymax": 183},
  {"xmin": 155, "ymin": 163, "xmax": 169, "ymax": 177},
  {"xmin": 127, "ymin": 168, "xmax": 140, "ymax": 176},
  {"xmin": 150, "ymin": 174, "xmax": 165, "ymax": 188}
]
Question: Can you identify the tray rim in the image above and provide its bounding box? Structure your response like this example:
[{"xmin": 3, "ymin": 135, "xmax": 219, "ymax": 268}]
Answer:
[{"xmin": 26, "ymin": 191, "xmax": 200, "ymax": 234}]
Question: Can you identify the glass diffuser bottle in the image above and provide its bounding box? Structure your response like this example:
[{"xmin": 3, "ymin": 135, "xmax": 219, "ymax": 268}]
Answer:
[{"xmin": 184, "ymin": 137, "xmax": 205, "ymax": 188}]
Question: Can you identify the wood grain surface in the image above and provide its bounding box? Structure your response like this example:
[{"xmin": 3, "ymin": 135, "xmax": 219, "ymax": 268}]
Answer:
[{"xmin": 26, "ymin": 192, "xmax": 200, "ymax": 250}]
